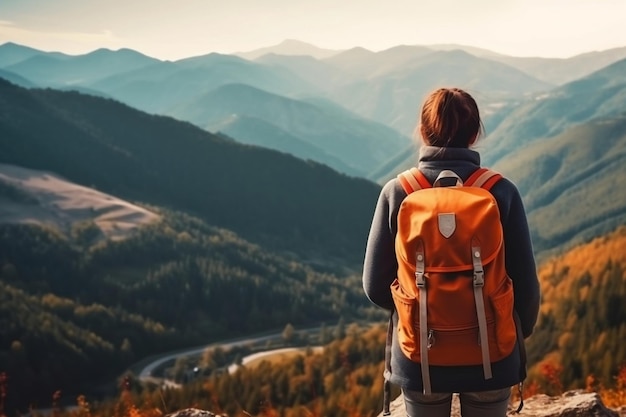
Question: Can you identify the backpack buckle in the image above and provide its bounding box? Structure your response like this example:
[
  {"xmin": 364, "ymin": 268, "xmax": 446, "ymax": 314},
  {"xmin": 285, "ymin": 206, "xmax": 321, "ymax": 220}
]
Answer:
[
  {"xmin": 473, "ymin": 271, "xmax": 484, "ymax": 287},
  {"xmin": 415, "ymin": 249, "xmax": 426, "ymax": 288},
  {"xmin": 472, "ymin": 247, "xmax": 484, "ymax": 287},
  {"xmin": 427, "ymin": 329, "xmax": 435, "ymax": 349},
  {"xmin": 415, "ymin": 271, "xmax": 425, "ymax": 288}
]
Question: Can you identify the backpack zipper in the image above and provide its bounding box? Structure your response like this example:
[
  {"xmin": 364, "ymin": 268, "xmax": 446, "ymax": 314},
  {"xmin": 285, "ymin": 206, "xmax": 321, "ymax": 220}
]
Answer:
[{"xmin": 416, "ymin": 322, "xmax": 496, "ymax": 348}]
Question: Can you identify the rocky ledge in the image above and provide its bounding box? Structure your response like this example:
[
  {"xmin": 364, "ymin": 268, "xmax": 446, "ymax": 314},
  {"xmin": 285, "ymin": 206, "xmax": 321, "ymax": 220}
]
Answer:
[
  {"xmin": 383, "ymin": 390, "xmax": 625, "ymax": 417},
  {"xmin": 164, "ymin": 390, "xmax": 626, "ymax": 417}
]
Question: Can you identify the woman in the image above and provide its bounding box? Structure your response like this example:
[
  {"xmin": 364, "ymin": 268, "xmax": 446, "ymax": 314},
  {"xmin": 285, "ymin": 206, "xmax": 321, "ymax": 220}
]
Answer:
[{"xmin": 362, "ymin": 88, "xmax": 540, "ymax": 417}]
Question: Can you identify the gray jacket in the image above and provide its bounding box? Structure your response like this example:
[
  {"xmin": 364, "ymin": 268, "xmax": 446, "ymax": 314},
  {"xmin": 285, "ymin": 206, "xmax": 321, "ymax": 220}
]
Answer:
[{"xmin": 362, "ymin": 145, "xmax": 540, "ymax": 392}]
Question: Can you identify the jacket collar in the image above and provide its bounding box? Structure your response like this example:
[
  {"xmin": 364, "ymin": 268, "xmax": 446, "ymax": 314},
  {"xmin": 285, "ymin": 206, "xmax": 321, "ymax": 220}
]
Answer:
[{"xmin": 418, "ymin": 145, "xmax": 481, "ymax": 166}]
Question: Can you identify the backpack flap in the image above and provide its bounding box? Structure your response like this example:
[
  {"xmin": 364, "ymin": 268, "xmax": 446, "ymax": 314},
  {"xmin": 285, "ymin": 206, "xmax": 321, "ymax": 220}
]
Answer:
[{"xmin": 395, "ymin": 186, "xmax": 503, "ymax": 274}]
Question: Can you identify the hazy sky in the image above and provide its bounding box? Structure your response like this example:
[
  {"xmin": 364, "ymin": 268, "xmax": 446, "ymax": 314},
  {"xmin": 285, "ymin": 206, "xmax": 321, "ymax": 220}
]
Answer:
[{"xmin": 1, "ymin": 0, "xmax": 625, "ymax": 60}]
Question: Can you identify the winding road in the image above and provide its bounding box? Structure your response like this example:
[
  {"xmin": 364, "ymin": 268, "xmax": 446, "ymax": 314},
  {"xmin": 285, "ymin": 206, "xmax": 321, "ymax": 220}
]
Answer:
[{"xmin": 136, "ymin": 326, "xmax": 325, "ymax": 386}]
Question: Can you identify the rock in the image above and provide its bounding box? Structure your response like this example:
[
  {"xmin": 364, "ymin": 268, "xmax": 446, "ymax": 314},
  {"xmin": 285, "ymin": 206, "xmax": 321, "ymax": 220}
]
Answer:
[
  {"xmin": 516, "ymin": 390, "xmax": 619, "ymax": 417},
  {"xmin": 165, "ymin": 408, "xmax": 225, "ymax": 417},
  {"xmin": 382, "ymin": 390, "xmax": 621, "ymax": 417}
]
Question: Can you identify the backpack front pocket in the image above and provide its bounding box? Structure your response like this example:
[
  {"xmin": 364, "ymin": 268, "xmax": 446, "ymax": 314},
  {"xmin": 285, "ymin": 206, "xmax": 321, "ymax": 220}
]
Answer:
[
  {"xmin": 489, "ymin": 277, "xmax": 517, "ymax": 356},
  {"xmin": 390, "ymin": 278, "xmax": 421, "ymax": 361}
]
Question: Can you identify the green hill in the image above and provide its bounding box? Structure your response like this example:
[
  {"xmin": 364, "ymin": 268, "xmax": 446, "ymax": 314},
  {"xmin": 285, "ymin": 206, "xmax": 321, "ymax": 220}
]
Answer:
[
  {"xmin": 0, "ymin": 68, "xmax": 36, "ymax": 88},
  {"xmin": 207, "ymin": 114, "xmax": 358, "ymax": 176},
  {"xmin": 168, "ymin": 83, "xmax": 411, "ymax": 177},
  {"xmin": 480, "ymin": 57, "xmax": 626, "ymax": 166},
  {"xmin": 0, "ymin": 78, "xmax": 380, "ymax": 268},
  {"xmin": 492, "ymin": 113, "xmax": 626, "ymax": 259}
]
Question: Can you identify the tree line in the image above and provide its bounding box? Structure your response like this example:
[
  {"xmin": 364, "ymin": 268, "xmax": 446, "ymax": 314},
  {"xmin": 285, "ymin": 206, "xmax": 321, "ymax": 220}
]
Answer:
[{"xmin": 0, "ymin": 208, "xmax": 382, "ymax": 413}]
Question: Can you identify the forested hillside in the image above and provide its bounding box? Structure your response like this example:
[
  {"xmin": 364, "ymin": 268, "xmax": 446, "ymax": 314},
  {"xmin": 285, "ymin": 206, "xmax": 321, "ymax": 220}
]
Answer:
[
  {"xmin": 0, "ymin": 208, "xmax": 377, "ymax": 409},
  {"xmin": 0, "ymin": 74, "xmax": 387, "ymax": 412},
  {"xmin": 493, "ymin": 113, "xmax": 626, "ymax": 259},
  {"xmin": 480, "ymin": 57, "xmax": 626, "ymax": 166},
  {"xmin": 0, "ymin": 78, "xmax": 380, "ymax": 268},
  {"xmin": 525, "ymin": 226, "xmax": 626, "ymax": 388},
  {"xmin": 156, "ymin": 324, "xmax": 390, "ymax": 417},
  {"xmin": 142, "ymin": 226, "xmax": 625, "ymax": 417}
]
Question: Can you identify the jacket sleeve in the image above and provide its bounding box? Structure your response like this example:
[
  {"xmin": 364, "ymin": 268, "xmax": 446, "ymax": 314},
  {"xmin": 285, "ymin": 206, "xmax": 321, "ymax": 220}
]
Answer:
[
  {"xmin": 494, "ymin": 179, "xmax": 541, "ymax": 338},
  {"xmin": 362, "ymin": 181, "xmax": 400, "ymax": 311}
]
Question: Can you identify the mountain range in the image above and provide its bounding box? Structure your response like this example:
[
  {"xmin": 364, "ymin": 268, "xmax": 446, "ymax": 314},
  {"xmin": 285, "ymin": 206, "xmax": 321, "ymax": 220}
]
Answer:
[
  {"xmin": 238, "ymin": 39, "xmax": 626, "ymax": 85},
  {"xmin": 480, "ymin": 57, "xmax": 626, "ymax": 166},
  {"xmin": 4, "ymin": 46, "xmax": 159, "ymax": 86},
  {"xmin": 4, "ymin": 41, "xmax": 626, "ymax": 178},
  {"xmin": 374, "ymin": 55, "xmax": 626, "ymax": 176},
  {"xmin": 486, "ymin": 58, "xmax": 626, "ymax": 257},
  {"xmin": 2, "ymin": 38, "xmax": 625, "ymax": 277},
  {"xmin": 0, "ymin": 78, "xmax": 379, "ymax": 267},
  {"xmin": 168, "ymin": 83, "xmax": 411, "ymax": 176},
  {"xmin": 321, "ymin": 48, "xmax": 554, "ymax": 133}
]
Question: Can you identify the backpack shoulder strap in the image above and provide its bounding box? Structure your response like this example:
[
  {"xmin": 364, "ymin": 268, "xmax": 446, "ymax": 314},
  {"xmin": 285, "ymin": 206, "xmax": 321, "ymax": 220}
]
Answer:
[
  {"xmin": 397, "ymin": 167, "xmax": 431, "ymax": 194},
  {"xmin": 465, "ymin": 167, "xmax": 503, "ymax": 191}
]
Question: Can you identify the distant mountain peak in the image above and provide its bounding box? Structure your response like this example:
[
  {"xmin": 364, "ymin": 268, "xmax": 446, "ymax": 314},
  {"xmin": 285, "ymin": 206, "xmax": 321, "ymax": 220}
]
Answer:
[
  {"xmin": 381, "ymin": 44, "xmax": 431, "ymax": 53},
  {"xmin": 0, "ymin": 41, "xmax": 38, "ymax": 51},
  {"xmin": 174, "ymin": 51, "xmax": 249, "ymax": 66},
  {"xmin": 235, "ymin": 39, "xmax": 342, "ymax": 60},
  {"xmin": 1, "ymin": 41, "xmax": 21, "ymax": 48},
  {"xmin": 0, "ymin": 42, "xmax": 57, "ymax": 67},
  {"xmin": 84, "ymin": 47, "xmax": 119, "ymax": 57},
  {"xmin": 276, "ymin": 39, "xmax": 321, "ymax": 48},
  {"xmin": 86, "ymin": 47, "xmax": 151, "ymax": 57},
  {"xmin": 255, "ymin": 52, "xmax": 323, "ymax": 65},
  {"xmin": 323, "ymin": 46, "xmax": 375, "ymax": 64},
  {"xmin": 344, "ymin": 46, "xmax": 374, "ymax": 54},
  {"xmin": 426, "ymin": 43, "xmax": 504, "ymax": 58}
]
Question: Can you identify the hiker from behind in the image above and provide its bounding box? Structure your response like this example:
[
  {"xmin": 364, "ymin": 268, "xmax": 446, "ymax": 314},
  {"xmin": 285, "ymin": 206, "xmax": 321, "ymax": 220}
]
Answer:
[{"xmin": 362, "ymin": 88, "xmax": 540, "ymax": 417}]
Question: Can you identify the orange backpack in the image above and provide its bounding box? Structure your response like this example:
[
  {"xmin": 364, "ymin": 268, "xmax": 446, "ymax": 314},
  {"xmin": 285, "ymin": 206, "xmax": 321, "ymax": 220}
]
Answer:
[{"xmin": 391, "ymin": 167, "xmax": 517, "ymax": 394}]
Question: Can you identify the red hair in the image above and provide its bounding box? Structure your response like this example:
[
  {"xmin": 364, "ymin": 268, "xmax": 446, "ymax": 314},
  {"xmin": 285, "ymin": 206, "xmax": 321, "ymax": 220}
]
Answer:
[{"xmin": 419, "ymin": 88, "xmax": 483, "ymax": 148}]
